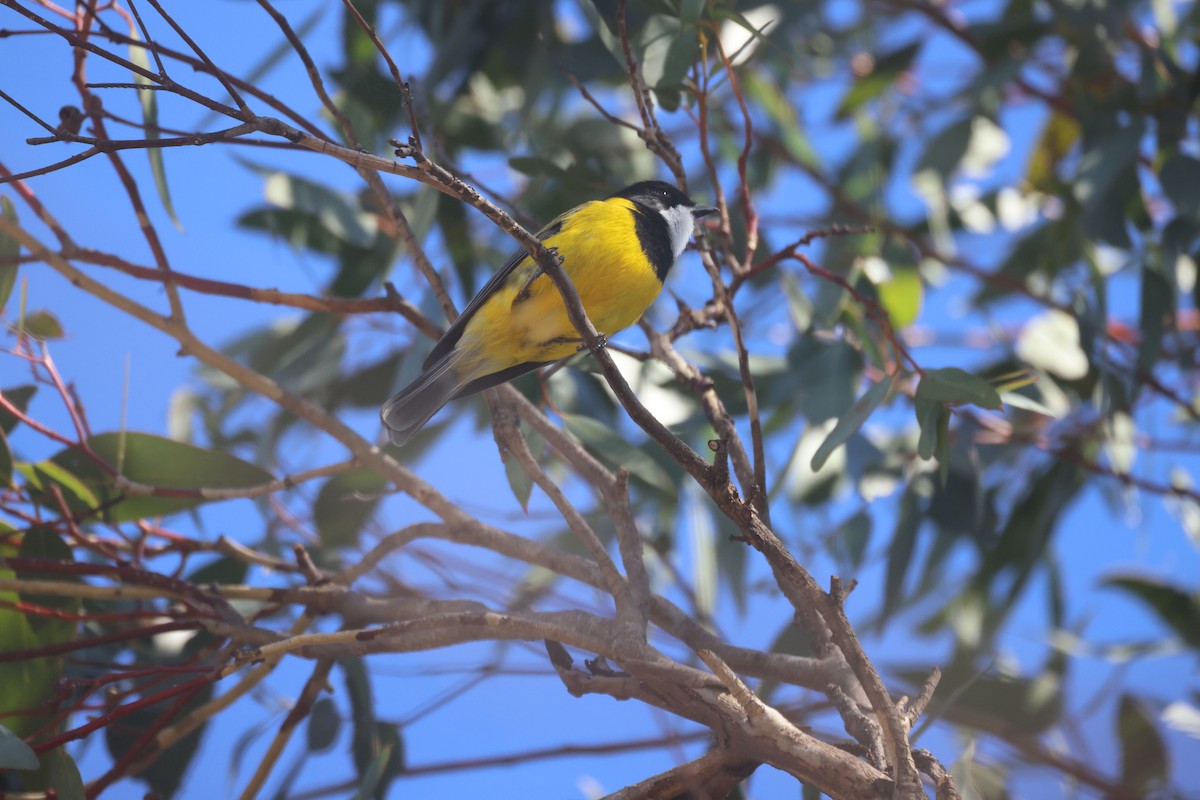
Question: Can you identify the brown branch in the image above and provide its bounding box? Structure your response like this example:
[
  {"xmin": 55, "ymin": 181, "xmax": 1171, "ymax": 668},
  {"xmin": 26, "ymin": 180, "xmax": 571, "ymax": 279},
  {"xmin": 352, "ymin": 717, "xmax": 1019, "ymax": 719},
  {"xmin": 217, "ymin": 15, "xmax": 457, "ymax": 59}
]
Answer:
[{"xmin": 237, "ymin": 658, "xmax": 334, "ymax": 800}]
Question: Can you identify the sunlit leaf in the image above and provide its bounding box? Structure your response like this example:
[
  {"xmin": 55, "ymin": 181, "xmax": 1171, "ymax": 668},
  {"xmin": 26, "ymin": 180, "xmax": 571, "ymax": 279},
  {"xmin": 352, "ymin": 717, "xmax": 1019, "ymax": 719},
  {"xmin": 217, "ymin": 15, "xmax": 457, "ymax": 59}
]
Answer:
[
  {"xmin": 1026, "ymin": 111, "xmax": 1079, "ymax": 190},
  {"xmin": 877, "ymin": 267, "xmax": 923, "ymax": 330},
  {"xmin": 20, "ymin": 310, "xmax": 64, "ymax": 340},
  {"xmin": 129, "ymin": 27, "xmax": 180, "ymax": 229},
  {"xmin": 1016, "ymin": 310, "xmax": 1090, "ymax": 380}
]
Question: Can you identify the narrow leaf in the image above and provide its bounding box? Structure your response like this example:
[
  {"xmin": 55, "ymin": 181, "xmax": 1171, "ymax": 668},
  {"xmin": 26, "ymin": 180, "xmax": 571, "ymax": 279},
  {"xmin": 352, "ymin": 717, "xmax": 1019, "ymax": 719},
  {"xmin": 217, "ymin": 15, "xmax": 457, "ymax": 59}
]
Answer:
[
  {"xmin": 0, "ymin": 196, "xmax": 18, "ymax": 314},
  {"xmin": 561, "ymin": 413, "xmax": 673, "ymax": 492},
  {"xmin": 811, "ymin": 373, "xmax": 895, "ymax": 471},
  {"xmin": 882, "ymin": 489, "xmax": 920, "ymax": 624},
  {"xmin": 503, "ymin": 455, "xmax": 534, "ymax": 513},
  {"xmin": 128, "ymin": 28, "xmax": 180, "ymax": 229},
  {"xmin": 1104, "ymin": 576, "xmax": 1200, "ymax": 648},
  {"xmin": 917, "ymin": 367, "xmax": 1003, "ymax": 410},
  {"xmin": 1117, "ymin": 694, "xmax": 1169, "ymax": 791}
]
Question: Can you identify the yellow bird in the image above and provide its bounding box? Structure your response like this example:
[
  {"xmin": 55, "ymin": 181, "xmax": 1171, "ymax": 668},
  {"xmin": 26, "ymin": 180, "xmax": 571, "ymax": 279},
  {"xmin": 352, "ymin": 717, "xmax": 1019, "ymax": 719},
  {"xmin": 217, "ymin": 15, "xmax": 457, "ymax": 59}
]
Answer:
[{"xmin": 381, "ymin": 180, "xmax": 716, "ymax": 445}]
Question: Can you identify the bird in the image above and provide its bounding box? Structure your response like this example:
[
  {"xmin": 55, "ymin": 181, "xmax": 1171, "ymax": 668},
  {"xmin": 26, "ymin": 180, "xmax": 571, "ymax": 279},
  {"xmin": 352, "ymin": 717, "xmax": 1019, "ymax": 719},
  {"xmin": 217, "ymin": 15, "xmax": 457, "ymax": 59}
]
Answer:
[{"xmin": 380, "ymin": 180, "xmax": 717, "ymax": 446}]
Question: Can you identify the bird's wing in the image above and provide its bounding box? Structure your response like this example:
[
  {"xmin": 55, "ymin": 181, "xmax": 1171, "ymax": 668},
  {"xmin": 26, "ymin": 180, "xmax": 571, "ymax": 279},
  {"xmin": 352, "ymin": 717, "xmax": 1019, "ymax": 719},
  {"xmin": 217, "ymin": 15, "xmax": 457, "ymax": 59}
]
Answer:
[{"xmin": 422, "ymin": 203, "xmax": 587, "ymax": 370}]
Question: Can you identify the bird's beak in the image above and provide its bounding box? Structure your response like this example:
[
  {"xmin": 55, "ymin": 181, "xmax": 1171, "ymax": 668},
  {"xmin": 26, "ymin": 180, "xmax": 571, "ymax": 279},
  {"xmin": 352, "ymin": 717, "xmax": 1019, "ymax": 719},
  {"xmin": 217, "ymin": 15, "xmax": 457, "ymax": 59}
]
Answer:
[{"xmin": 692, "ymin": 205, "xmax": 718, "ymax": 219}]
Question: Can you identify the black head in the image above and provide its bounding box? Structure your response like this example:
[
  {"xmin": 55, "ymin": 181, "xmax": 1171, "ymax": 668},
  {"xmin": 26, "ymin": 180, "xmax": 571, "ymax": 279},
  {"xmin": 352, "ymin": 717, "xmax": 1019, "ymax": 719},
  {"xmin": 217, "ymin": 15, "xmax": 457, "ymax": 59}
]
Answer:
[
  {"xmin": 608, "ymin": 181, "xmax": 716, "ymax": 280},
  {"xmin": 610, "ymin": 180, "xmax": 710, "ymax": 215}
]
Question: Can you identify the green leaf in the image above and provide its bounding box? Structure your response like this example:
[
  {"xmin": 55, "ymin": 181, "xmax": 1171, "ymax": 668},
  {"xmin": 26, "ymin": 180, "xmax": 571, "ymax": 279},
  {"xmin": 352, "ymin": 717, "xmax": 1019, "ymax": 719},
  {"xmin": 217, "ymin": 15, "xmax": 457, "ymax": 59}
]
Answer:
[
  {"xmin": 104, "ymin": 679, "xmax": 212, "ymax": 797},
  {"xmin": 0, "ymin": 723, "xmax": 38, "ymax": 770},
  {"xmin": 1026, "ymin": 111, "xmax": 1079, "ymax": 190},
  {"xmin": 1117, "ymin": 694, "xmax": 1168, "ymax": 791},
  {"xmin": 1075, "ymin": 122, "xmax": 1143, "ymax": 248},
  {"xmin": 186, "ymin": 555, "xmax": 248, "ymax": 587},
  {"xmin": 914, "ymin": 395, "xmax": 946, "ymax": 461},
  {"xmin": 0, "ymin": 386, "xmax": 35, "ymax": 434},
  {"xmin": 680, "ymin": 0, "xmax": 706, "ymax": 25},
  {"xmin": 811, "ymin": 373, "xmax": 895, "ymax": 471},
  {"xmin": 836, "ymin": 43, "xmax": 921, "ymax": 120},
  {"xmin": 1137, "ymin": 263, "xmax": 1174, "ymax": 374},
  {"xmin": 314, "ymin": 468, "xmax": 389, "ymax": 550},
  {"xmin": 642, "ymin": 15, "xmax": 696, "ymax": 89},
  {"xmin": 503, "ymin": 453, "xmax": 535, "ymax": 513},
  {"xmin": 833, "ymin": 510, "xmax": 872, "ymax": 570},
  {"xmin": 784, "ymin": 336, "xmax": 865, "ymax": 424},
  {"xmin": 915, "ymin": 117, "xmax": 974, "ymax": 178},
  {"xmin": 129, "ymin": 28, "xmax": 180, "ymax": 229},
  {"xmin": 262, "ymin": 171, "xmax": 377, "ymax": 249},
  {"xmin": 917, "ymin": 367, "xmax": 1003, "ymax": 410},
  {"xmin": 507, "ymin": 156, "xmax": 567, "ymax": 178},
  {"xmin": 351, "ymin": 726, "xmax": 404, "ymax": 800},
  {"xmin": 43, "ymin": 432, "xmax": 273, "ymax": 522},
  {"xmin": 20, "ymin": 310, "xmax": 64, "ymax": 340},
  {"xmin": 307, "ymin": 696, "xmax": 340, "ymax": 752},
  {"xmin": 576, "ymin": 0, "xmax": 624, "ymax": 65},
  {"xmin": 342, "ymin": 658, "xmax": 403, "ymax": 799},
  {"xmin": 18, "ymin": 459, "xmax": 101, "ymax": 512},
  {"xmin": 0, "ymin": 428, "xmax": 12, "ymax": 489},
  {"xmin": 931, "ymin": 666, "xmax": 1063, "ymax": 736},
  {"xmin": 561, "ymin": 413, "xmax": 673, "ymax": 492},
  {"xmin": 0, "ymin": 530, "xmax": 77, "ymax": 740},
  {"xmin": 878, "ymin": 267, "xmax": 923, "ymax": 329},
  {"xmin": 16, "ymin": 527, "xmax": 81, "ymax": 629},
  {"xmin": 1104, "ymin": 576, "xmax": 1200, "ymax": 649},
  {"xmin": 0, "ymin": 196, "xmax": 18, "ymax": 314},
  {"xmin": 1160, "ymin": 153, "xmax": 1200, "ymax": 219},
  {"xmin": 745, "ymin": 73, "xmax": 818, "ymax": 169},
  {"xmin": 44, "ymin": 748, "xmax": 85, "ymax": 800},
  {"xmin": 882, "ymin": 489, "xmax": 920, "ymax": 623}
]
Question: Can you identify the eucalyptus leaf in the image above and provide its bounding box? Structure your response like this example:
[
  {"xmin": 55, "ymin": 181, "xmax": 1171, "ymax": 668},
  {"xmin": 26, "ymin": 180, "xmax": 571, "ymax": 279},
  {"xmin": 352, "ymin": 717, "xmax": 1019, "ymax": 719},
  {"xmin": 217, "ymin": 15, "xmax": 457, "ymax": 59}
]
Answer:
[{"xmin": 42, "ymin": 432, "xmax": 273, "ymax": 522}]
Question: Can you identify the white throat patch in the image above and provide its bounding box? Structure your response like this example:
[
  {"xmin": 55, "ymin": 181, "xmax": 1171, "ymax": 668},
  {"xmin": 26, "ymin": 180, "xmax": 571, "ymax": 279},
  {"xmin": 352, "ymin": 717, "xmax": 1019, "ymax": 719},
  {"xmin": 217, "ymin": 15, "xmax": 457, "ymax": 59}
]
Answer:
[{"xmin": 659, "ymin": 205, "xmax": 697, "ymax": 262}]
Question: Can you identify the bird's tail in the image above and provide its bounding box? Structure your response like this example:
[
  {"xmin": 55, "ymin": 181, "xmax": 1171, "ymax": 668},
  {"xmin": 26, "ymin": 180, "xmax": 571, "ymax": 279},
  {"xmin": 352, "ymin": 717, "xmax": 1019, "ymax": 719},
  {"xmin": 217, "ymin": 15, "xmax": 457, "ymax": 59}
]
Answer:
[{"xmin": 380, "ymin": 354, "xmax": 464, "ymax": 446}]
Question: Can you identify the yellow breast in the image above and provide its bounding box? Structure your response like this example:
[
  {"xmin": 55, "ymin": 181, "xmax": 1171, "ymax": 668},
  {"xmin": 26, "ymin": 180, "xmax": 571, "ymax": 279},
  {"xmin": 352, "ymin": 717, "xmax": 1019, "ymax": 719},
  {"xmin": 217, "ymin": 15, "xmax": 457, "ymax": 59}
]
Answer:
[{"xmin": 457, "ymin": 199, "xmax": 665, "ymax": 372}]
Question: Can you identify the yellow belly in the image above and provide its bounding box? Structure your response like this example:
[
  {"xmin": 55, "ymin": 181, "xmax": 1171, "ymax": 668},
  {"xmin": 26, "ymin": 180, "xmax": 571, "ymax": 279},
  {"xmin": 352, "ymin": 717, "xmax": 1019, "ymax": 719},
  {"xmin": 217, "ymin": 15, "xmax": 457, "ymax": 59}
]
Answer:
[{"xmin": 456, "ymin": 199, "xmax": 664, "ymax": 375}]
